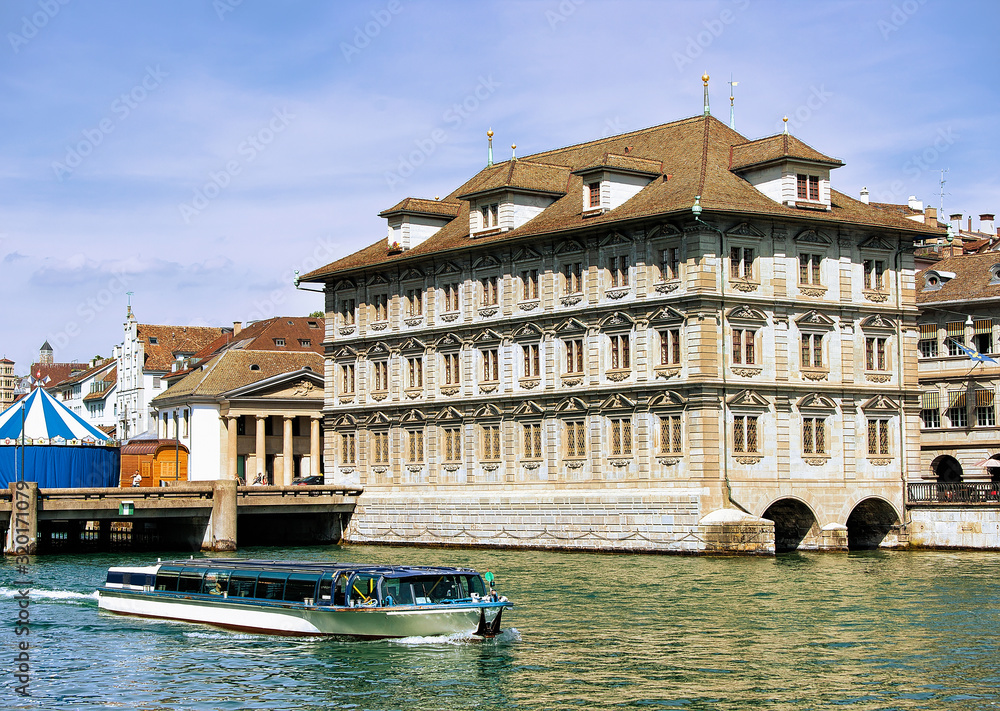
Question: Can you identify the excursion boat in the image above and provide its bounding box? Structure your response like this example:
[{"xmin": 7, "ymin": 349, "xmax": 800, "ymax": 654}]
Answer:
[{"xmin": 97, "ymin": 559, "xmax": 512, "ymax": 638}]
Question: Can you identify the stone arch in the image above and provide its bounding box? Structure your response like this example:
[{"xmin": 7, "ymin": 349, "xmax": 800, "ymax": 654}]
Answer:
[
  {"xmin": 987, "ymin": 454, "xmax": 1000, "ymax": 482},
  {"xmin": 761, "ymin": 498, "xmax": 820, "ymax": 553},
  {"xmin": 931, "ymin": 454, "xmax": 963, "ymax": 483},
  {"xmin": 846, "ymin": 498, "xmax": 899, "ymax": 550}
]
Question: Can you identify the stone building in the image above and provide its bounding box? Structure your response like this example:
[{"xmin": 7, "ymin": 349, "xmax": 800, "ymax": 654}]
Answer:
[
  {"xmin": 299, "ymin": 110, "xmax": 940, "ymax": 553},
  {"xmin": 0, "ymin": 358, "xmax": 15, "ymax": 410}
]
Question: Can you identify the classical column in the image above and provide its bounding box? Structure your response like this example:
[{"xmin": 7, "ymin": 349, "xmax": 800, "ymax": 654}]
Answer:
[
  {"xmin": 282, "ymin": 415, "xmax": 294, "ymax": 485},
  {"xmin": 310, "ymin": 416, "xmax": 322, "ymax": 479},
  {"xmin": 226, "ymin": 415, "xmax": 239, "ymax": 481},
  {"xmin": 255, "ymin": 415, "xmax": 266, "ymax": 483}
]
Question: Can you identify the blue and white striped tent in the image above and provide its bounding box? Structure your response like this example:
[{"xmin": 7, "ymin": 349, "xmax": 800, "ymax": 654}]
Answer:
[{"xmin": 0, "ymin": 388, "xmax": 119, "ymax": 487}]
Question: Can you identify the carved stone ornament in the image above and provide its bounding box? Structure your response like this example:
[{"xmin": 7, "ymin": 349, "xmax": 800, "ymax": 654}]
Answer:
[
  {"xmin": 799, "ymin": 286, "xmax": 827, "ymax": 298},
  {"xmin": 654, "ymin": 367, "xmax": 681, "ymax": 380},
  {"xmin": 371, "ymin": 392, "xmax": 388, "ymax": 402},
  {"xmin": 478, "ymin": 307, "xmax": 499, "ymax": 318},
  {"xmin": 731, "ymin": 367, "xmax": 763, "ymax": 378},
  {"xmin": 340, "ymin": 467, "xmax": 355, "ymax": 475},
  {"xmin": 565, "ymin": 460, "xmax": 585, "ymax": 469},
  {"xmin": 406, "ymin": 465, "xmax": 424, "ymax": 474},
  {"xmin": 441, "ymin": 312, "xmax": 459, "ymax": 322},
  {"xmin": 523, "ymin": 461, "xmax": 541, "ymax": 470},
  {"xmin": 864, "ymin": 290, "xmax": 889, "ymax": 303},
  {"xmin": 560, "ymin": 294, "xmax": 584, "ymax": 306},
  {"xmin": 338, "ymin": 396, "xmax": 356, "ymax": 404},
  {"xmin": 606, "ymin": 287, "xmax": 630, "ymax": 300},
  {"xmin": 606, "ymin": 370, "xmax": 631, "ymax": 382},
  {"xmin": 293, "ymin": 381, "xmax": 318, "ymax": 397},
  {"xmin": 339, "ymin": 326, "xmax": 356, "ymax": 336},
  {"xmin": 443, "ymin": 464, "xmax": 461, "ymax": 472},
  {"xmin": 479, "ymin": 383, "xmax": 499, "ymax": 394},
  {"xmin": 802, "ymin": 370, "xmax": 829, "ymax": 381},
  {"xmin": 655, "ymin": 281, "xmax": 680, "ymax": 294},
  {"xmin": 734, "ymin": 455, "xmax": 763, "ymax": 465},
  {"xmin": 609, "ymin": 458, "xmax": 631, "ymax": 467},
  {"xmin": 561, "ymin": 376, "xmax": 583, "ymax": 387},
  {"xmin": 866, "ymin": 373, "xmax": 892, "ymax": 383},
  {"xmin": 370, "ymin": 321, "xmax": 388, "ymax": 331},
  {"xmin": 405, "ymin": 388, "xmax": 423, "ymax": 399},
  {"xmin": 656, "ymin": 457, "xmax": 680, "ymax": 466},
  {"xmin": 519, "ymin": 377, "xmax": 540, "ymax": 389},
  {"xmin": 731, "ymin": 281, "xmax": 759, "ymax": 293},
  {"xmin": 440, "ymin": 386, "xmax": 459, "ymax": 397},
  {"xmin": 868, "ymin": 458, "xmax": 892, "ymax": 467},
  {"xmin": 803, "ymin": 457, "xmax": 829, "ymax": 466},
  {"xmin": 482, "ymin": 463, "xmax": 500, "ymax": 472},
  {"xmin": 519, "ymin": 300, "xmax": 540, "ymax": 311},
  {"xmin": 371, "ymin": 466, "xmax": 388, "ymax": 475}
]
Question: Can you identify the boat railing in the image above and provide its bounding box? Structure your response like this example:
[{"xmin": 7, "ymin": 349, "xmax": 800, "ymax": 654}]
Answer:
[{"xmin": 908, "ymin": 481, "xmax": 1000, "ymax": 504}]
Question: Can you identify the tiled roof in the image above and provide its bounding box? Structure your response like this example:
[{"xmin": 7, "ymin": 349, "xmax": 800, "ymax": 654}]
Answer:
[
  {"xmin": 729, "ymin": 133, "xmax": 843, "ymax": 171},
  {"xmin": 456, "ymin": 159, "xmax": 571, "ymax": 200},
  {"xmin": 56, "ymin": 358, "xmax": 115, "ymax": 388},
  {"xmin": 30, "ymin": 362, "xmax": 86, "ymax": 387},
  {"xmin": 137, "ymin": 324, "xmax": 230, "ymax": 372},
  {"xmin": 0, "ymin": 358, "xmax": 13, "ymax": 364},
  {"xmin": 300, "ymin": 115, "xmax": 942, "ymax": 283},
  {"xmin": 917, "ymin": 253, "xmax": 1000, "ymax": 304},
  {"xmin": 83, "ymin": 366, "xmax": 116, "ymax": 402},
  {"xmin": 378, "ymin": 198, "xmax": 462, "ymax": 219},
  {"xmin": 152, "ymin": 350, "xmax": 324, "ymax": 402},
  {"xmin": 572, "ymin": 153, "xmax": 663, "ymax": 177}
]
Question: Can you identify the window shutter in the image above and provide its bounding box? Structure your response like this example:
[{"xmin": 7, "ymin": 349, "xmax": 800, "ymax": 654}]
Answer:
[{"xmin": 921, "ymin": 391, "xmax": 940, "ymax": 409}]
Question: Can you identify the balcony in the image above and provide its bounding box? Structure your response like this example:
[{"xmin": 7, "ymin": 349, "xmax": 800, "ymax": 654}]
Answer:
[{"xmin": 908, "ymin": 482, "xmax": 1000, "ymax": 505}]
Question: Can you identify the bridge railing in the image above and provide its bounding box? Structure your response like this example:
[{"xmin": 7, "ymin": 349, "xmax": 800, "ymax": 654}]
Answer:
[{"xmin": 908, "ymin": 482, "xmax": 1000, "ymax": 504}]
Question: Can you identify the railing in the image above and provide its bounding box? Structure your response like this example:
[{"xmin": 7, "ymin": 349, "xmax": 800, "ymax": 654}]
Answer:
[{"xmin": 908, "ymin": 482, "xmax": 1000, "ymax": 504}]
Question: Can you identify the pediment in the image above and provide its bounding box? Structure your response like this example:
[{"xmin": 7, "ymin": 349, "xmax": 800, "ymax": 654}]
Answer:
[
  {"xmin": 473, "ymin": 255, "xmax": 501, "ymax": 270},
  {"xmin": 435, "ymin": 406, "xmax": 464, "ymax": 422},
  {"xmin": 725, "ymin": 222, "xmax": 765, "ymax": 239},
  {"xmin": 472, "ymin": 328, "xmax": 504, "ymax": 345},
  {"xmin": 399, "ymin": 337, "xmax": 427, "ymax": 354},
  {"xmin": 254, "ymin": 379, "xmax": 324, "ymax": 400},
  {"xmin": 473, "ymin": 403, "xmax": 503, "ymax": 419},
  {"xmin": 650, "ymin": 306, "xmax": 686, "ymax": 324},
  {"xmin": 648, "ymin": 391, "xmax": 687, "ymax": 409},
  {"xmin": 512, "ymin": 400, "xmax": 546, "ymax": 417},
  {"xmin": 225, "ymin": 370, "xmax": 325, "ymax": 401},
  {"xmin": 797, "ymin": 393, "xmax": 837, "ymax": 411},
  {"xmin": 366, "ymin": 341, "xmax": 392, "ymax": 359},
  {"xmin": 555, "ymin": 239, "xmax": 586, "ymax": 255},
  {"xmin": 332, "ymin": 413, "xmax": 356, "ymax": 428},
  {"xmin": 600, "ymin": 311, "xmax": 635, "ymax": 330},
  {"xmin": 433, "ymin": 333, "xmax": 464, "ymax": 351},
  {"xmin": 727, "ymin": 389, "xmax": 770, "ymax": 410},
  {"xmin": 400, "ymin": 409, "xmax": 425, "ymax": 424},
  {"xmin": 600, "ymin": 230, "xmax": 632, "ymax": 247},
  {"xmin": 727, "ymin": 305, "xmax": 767, "ymax": 323},
  {"xmin": 862, "ymin": 394, "xmax": 898, "ymax": 412},
  {"xmin": 332, "ymin": 278, "xmax": 356, "ymax": 292},
  {"xmin": 554, "ymin": 318, "xmax": 589, "ymax": 335},
  {"xmin": 333, "ymin": 345, "xmax": 359, "ymax": 360},
  {"xmin": 435, "ymin": 261, "xmax": 463, "ymax": 275},
  {"xmin": 555, "ymin": 396, "xmax": 588, "ymax": 413},
  {"xmin": 600, "ymin": 393, "xmax": 635, "ymax": 410},
  {"xmin": 794, "ymin": 228, "xmax": 831, "ymax": 245},
  {"xmin": 647, "ymin": 223, "xmax": 682, "ymax": 240},
  {"xmin": 365, "ymin": 411, "xmax": 391, "ymax": 427},
  {"xmin": 795, "ymin": 310, "xmax": 835, "ymax": 328},
  {"xmin": 512, "ymin": 245, "xmax": 542, "ymax": 262},
  {"xmin": 367, "ymin": 272, "xmax": 389, "ymax": 286},
  {"xmin": 859, "ymin": 234, "xmax": 893, "ymax": 252},
  {"xmin": 400, "ymin": 267, "xmax": 425, "ymax": 282},
  {"xmin": 512, "ymin": 322, "xmax": 545, "ymax": 341},
  {"xmin": 860, "ymin": 313, "xmax": 896, "ymax": 332}
]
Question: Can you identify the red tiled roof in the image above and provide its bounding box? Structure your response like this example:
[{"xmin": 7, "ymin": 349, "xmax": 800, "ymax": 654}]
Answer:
[
  {"xmin": 917, "ymin": 253, "xmax": 1000, "ymax": 304},
  {"xmin": 456, "ymin": 159, "xmax": 571, "ymax": 200},
  {"xmin": 730, "ymin": 133, "xmax": 843, "ymax": 171},
  {"xmin": 572, "ymin": 153, "xmax": 663, "ymax": 177},
  {"xmin": 379, "ymin": 198, "xmax": 462, "ymax": 219},
  {"xmin": 29, "ymin": 362, "xmax": 86, "ymax": 388},
  {"xmin": 153, "ymin": 350, "xmax": 324, "ymax": 402},
  {"xmin": 137, "ymin": 324, "xmax": 229, "ymax": 372}
]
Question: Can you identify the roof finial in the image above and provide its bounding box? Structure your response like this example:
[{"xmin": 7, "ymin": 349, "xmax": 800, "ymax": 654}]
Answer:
[
  {"xmin": 782, "ymin": 116, "xmax": 789, "ymax": 135},
  {"xmin": 126, "ymin": 291, "xmax": 134, "ymax": 319},
  {"xmin": 702, "ymin": 73, "xmax": 710, "ymax": 116},
  {"xmin": 511, "ymin": 143, "xmax": 517, "ymax": 161},
  {"xmin": 728, "ymin": 74, "xmax": 738, "ymax": 129},
  {"xmin": 487, "ymin": 128, "xmax": 494, "ymax": 168}
]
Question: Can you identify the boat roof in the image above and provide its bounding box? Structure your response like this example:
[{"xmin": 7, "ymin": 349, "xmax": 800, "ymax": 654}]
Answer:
[{"xmin": 150, "ymin": 559, "xmax": 481, "ymax": 577}]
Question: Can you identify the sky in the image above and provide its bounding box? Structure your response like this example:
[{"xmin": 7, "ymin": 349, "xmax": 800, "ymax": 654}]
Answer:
[{"xmin": 1, "ymin": 0, "xmax": 998, "ymax": 374}]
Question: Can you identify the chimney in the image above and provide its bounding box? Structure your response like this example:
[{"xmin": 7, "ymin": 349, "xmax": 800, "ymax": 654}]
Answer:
[
  {"xmin": 908, "ymin": 195, "xmax": 923, "ymax": 212},
  {"xmin": 950, "ymin": 213, "xmax": 963, "ymax": 235},
  {"xmin": 980, "ymin": 214, "xmax": 996, "ymax": 236},
  {"xmin": 925, "ymin": 206, "xmax": 937, "ymax": 227},
  {"xmin": 233, "ymin": 321, "xmax": 242, "ymax": 336},
  {"xmin": 859, "ymin": 187, "xmax": 869, "ymax": 204},
  {"xmin": 968, "ymin": 216, "xmax": 973, "ymax": 232}
]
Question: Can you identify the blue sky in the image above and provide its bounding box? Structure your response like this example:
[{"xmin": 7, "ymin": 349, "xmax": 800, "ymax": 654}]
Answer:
[{"xmin": 1, "ymin": 0, "xmax": 998, "ymax": 373}]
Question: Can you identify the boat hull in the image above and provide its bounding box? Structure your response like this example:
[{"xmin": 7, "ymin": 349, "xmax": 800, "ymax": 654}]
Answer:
[{"xmin": 98, "ymin": 590, "xmax": 507, "ymax": 638}]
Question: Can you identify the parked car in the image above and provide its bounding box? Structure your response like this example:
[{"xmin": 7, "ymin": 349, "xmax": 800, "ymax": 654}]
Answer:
[{"xmin": 292, "ymin": 475, "xmax": 324, "ymax": 486}]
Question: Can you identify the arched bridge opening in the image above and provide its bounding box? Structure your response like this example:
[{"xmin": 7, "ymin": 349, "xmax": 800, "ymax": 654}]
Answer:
[
  {"xmin": 762, "ymin": 498, "xmax": 819, "ymax": 553},
  {"xmin": 846, "ymin": 498, "xmax": 899, "ymax": 550}
]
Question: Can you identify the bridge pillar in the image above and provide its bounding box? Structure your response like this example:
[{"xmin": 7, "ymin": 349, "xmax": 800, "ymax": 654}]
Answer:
[
  {"xmin": 202, "ymin": 479, "xmax": 238, "ymax": 552},
  {"xmin": 4, "ymin": 482, "xmax": 38, "ymax": 556}
]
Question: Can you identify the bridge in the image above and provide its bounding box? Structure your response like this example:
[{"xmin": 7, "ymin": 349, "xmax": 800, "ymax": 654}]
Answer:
[{"xmin": 2, "ymin": 481, "xmax": 362, "ymax": 555}]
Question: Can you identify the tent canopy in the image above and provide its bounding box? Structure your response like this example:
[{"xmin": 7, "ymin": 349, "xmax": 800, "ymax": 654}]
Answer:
[{"xmin": 0, "ymin": 388, "xmax": 108, "ymax": 442}]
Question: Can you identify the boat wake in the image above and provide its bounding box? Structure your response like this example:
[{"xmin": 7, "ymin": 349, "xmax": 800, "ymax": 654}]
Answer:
[
  {"xmin": 391, "ymin": 627, "xmax": 521, "ymax": 646},
  {"xmin": 0, "ymin": 587, "xmax": 98, "ymax": 603}
]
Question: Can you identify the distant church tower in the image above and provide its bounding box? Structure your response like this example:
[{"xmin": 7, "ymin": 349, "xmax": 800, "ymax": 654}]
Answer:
[{"xmin": 39, "ymin": 340, "xmax": 54, "ymax": 365}]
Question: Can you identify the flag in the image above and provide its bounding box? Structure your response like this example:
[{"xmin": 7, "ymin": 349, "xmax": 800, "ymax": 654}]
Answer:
[{"xmin": 949, "ymin": 339, "xmax": 998, "ymax": 364}]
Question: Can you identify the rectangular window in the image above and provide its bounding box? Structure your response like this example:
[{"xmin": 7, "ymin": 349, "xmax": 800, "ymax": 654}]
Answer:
[
  {"xmin": 610, "ymin": 417, "xmax": 632, "ymax": 456},
  {"xmin": 566, "ymin": 420, "xmax": 586, "ymax": 458},
  {"xmin": 523, "ymin": 344, "xmax": 540, "ymax": 378},
  {"xmin": 521, "ymin": 269, "xmax": 539, "ymax": 301},
  {"xmin": 443, "ymin": 427, "xmax": 461, "ymax": 463},
  {"xmin": 976, "ymin": 389, "xmax": 995, "ymax": 427},
  {"xmin": 863, "ymin": 260, "xmax": 886, "ymax": 290},
  {"xmin": 298, "ymin": 339, "xmax": 311, "ymax": 347},
  {"xmin": 340, "ymin": 433, "xmax": 356, "ymax": 464},
  {"xmin": 730, "ymin": 247, "xmax": 754, "ymax": 279},
  {"xmin": 442, "ymin": 353, "xmax": 461, "ymax": 385},
  {"xmin": 564, "ymin": 262, "xmax": 583, "ymax": 294},
  {"xmin": 482, "ymin": 349, "xmax": 499, "ymax": 382},
  {"xmin": 372, "ymin": 361, "xmax": 388, "ymax": 392},
  {"xmin": 341, "ymin": 298, "xmax": 356, "ymax": 326},
  {"xmin": 565, "ymin": 339, "xmax": 584, "ymax": 374},
  {"xmin": 921, "ymin": 391, "xmax": 940, "ymax": 429},
  {"xmin": 867, "ymin": 419, "xmax": 890, "ymax": 456},
  {"xmin": 921, "ymin": 408, "xmax": 941, "ymax": 429},
  {"xmin": 588, "ymin": 181, "xmax": 600, "ymax": 208},
  {"xmin": 732, "ymin": 329, "xmax": 756, "ymax": 365},
  {"xmin": 801, "ymin": 333, "xmax": 823, "ymax": 368},
  {"xmin": 919, "ymin": 324, "xmax": 938, "ymax": 357},
  {"xmin": 975, "ymin": 319, "xmax": 993, "ymax": 354},
  {"xmin": 407, "ymin": 429, "xmax": 424, "ymax": 462},
  {"xmin": 610, "ymin": 334, "xmax": 630, "ymax": 370},
  {"xmin": 481, "ymin": 203, "xmax": 499, "ymax": 229},
  {"xmin": 608, "ymin": 255, "xmax": 630, "ymax": 288},
  {"xmin": 865, "ymin": 337, "xmax": 888, "ymax": 371},
  {"xmin": 341, "ymin": 363, "xmax": 355, "ymax": 394},
  {"xmin": 183, "ymin": 410, "xmax": 189, "ymax": 438},
  {"xmin": 659, "ymin": 414, "xmax": 682, "ymax": 454},
  {"xmin": 406, "ymin": 288, "xmax": 423, "ymax": 317},
  {"xmin": 372, "ymin": 293, "xmax": 388, "ymax": 322},
  {"xmin": 948, "ymin": 390, "xmax": 967, "ymax": 427},
  {"xmin": 661, "ymin": 247, "xmax": 680, "ymax": 281},
  {"xmin": 799, "ymin": 254, "xmax": 822, "ymax": 285},
  {"xmin": 407, "ymin": 357, "xmax": 423, "ymax": 388},
  {"xmin": 372, "ymin": 431, "xmax": 389, "ymax": 464},
  {"xmin": 946, "ymin": 321, "xmax": 965, "ymax": 355},
  {"xmin": 797, "ymin": 174, "xmax": 820, "ymax": 200},
  {"xmin": 522, "ymin": 422, "xmax": 542, "ymax": 459},
  {"xmin": 660, "ymin": 329, "xmax": 681, "ymax": 366},
  {"xmin": 480, "ymin": 276, "xmax": 499, "ymax": 307},
  {"xmin": 802, "ymin": 417, "xmax": 826, "ymax": 454},
  {"xmin": 481, "ymin": 424, "xmax": 501, "ymax": 460},
  {"xmin": 442, "ymin": 283, "xmax": 460, "ymax": 313},
  {"xmin": 733, "ymin": 415, "xmax": 759, "ymax": 453}
]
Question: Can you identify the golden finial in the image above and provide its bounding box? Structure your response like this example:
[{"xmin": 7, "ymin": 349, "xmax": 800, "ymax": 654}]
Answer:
[
  {"xmin": 487, "ymin": 129, "xmax": 494, "ymax": 138},
  {"xmin": 512, "ymin": 143, "xmax": 517, "ymax": 160},
  {"xmin": 487, "ymin": 128, "xmax": 494, "ymax": 167},
  {"xmin": 782, "ymin": 116, "xmax": 788, "ymax": 134},
  {"xmin": 702, "ymin": 73, "xmax": 710, "ymax": 84}
]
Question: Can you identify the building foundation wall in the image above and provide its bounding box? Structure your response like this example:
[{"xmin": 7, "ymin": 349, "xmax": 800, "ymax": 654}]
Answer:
[{"xmin": 907, "ymin": 507, "xmax": 1000, "ymax": 549}]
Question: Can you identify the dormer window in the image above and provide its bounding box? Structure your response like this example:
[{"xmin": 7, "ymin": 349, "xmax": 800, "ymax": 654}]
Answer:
[
  {"xmin": 797, "ymin": 174, "xmax": 820, "ymax": 201},
  {"xmin": 481, "ymin": 203, "xmax": 499, "ymax": 229},
  {"xmin": 588, "ymin": 182, "xmax": 601, "ymax": 208},
  {"xmin": 148, "ymin": 337, "xmax": 158, "ymax": 345}
]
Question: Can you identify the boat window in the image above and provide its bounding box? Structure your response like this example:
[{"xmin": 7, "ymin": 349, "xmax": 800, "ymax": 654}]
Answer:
[
  {"xmin": 154, "ymin": 567, "xmax": 182, "ymax": 592},
  {"xmin": 177, "ymin": 569, "xmax": 206, "ymax": 594},
  {"xmin": 106, "ymin": 571, "xmax": 124, "ymax": 585},
  {"xmin": 256, "ymin": 574, "xmax": 287, "ymax": 600},
  {"xmin": 349, "ymin": 574, "xmax": 379, "ymax": 606},
  {"xmin": 284, "ymin": 574, "xmax": 319, "ymax": 603},
  {"xmin": 465, "ymin": 575, "xmax": 486, "ymax": 597},
  {"xmin": 380, "ymin": 577, "xmax": 414, "ymax": 606},
  {"xmin": 202, "ymin": 570, "xmax": 231, "ymax": 596},
  {"xmin": 228, "ymin": 573, "xmax": 257, "ymax": 598},
  {"xmin": 333, "ymin": 573, "xmax": 349, "ymax": 606},
  {"xmin": 318, "ymin": 574, "xmax": 333, "ymax": 603},
  {"xmin": 410, "ymin": 575, "xmax": 462, "ymax": 603}
]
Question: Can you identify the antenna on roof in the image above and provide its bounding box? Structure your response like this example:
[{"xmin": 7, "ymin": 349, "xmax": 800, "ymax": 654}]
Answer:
[
  {"xmin": 487, "ymin": 128, "xmax": 494, "ymax": 168},
  {"xmin": 728, "ymin": 74, "xmax": 738, "ymax": 129},
  {"xmin": 702, "ymin": 73, "xmax": 710, "ymax": 116},
  {"xmin": 939, "ymin": 168, "xmax": 949, "ymax": 217}
]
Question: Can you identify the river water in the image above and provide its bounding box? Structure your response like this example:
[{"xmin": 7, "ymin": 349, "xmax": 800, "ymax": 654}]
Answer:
[{"xmin": 4, "ymin": 546, "xmax": 1000, "ymax": 710}]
